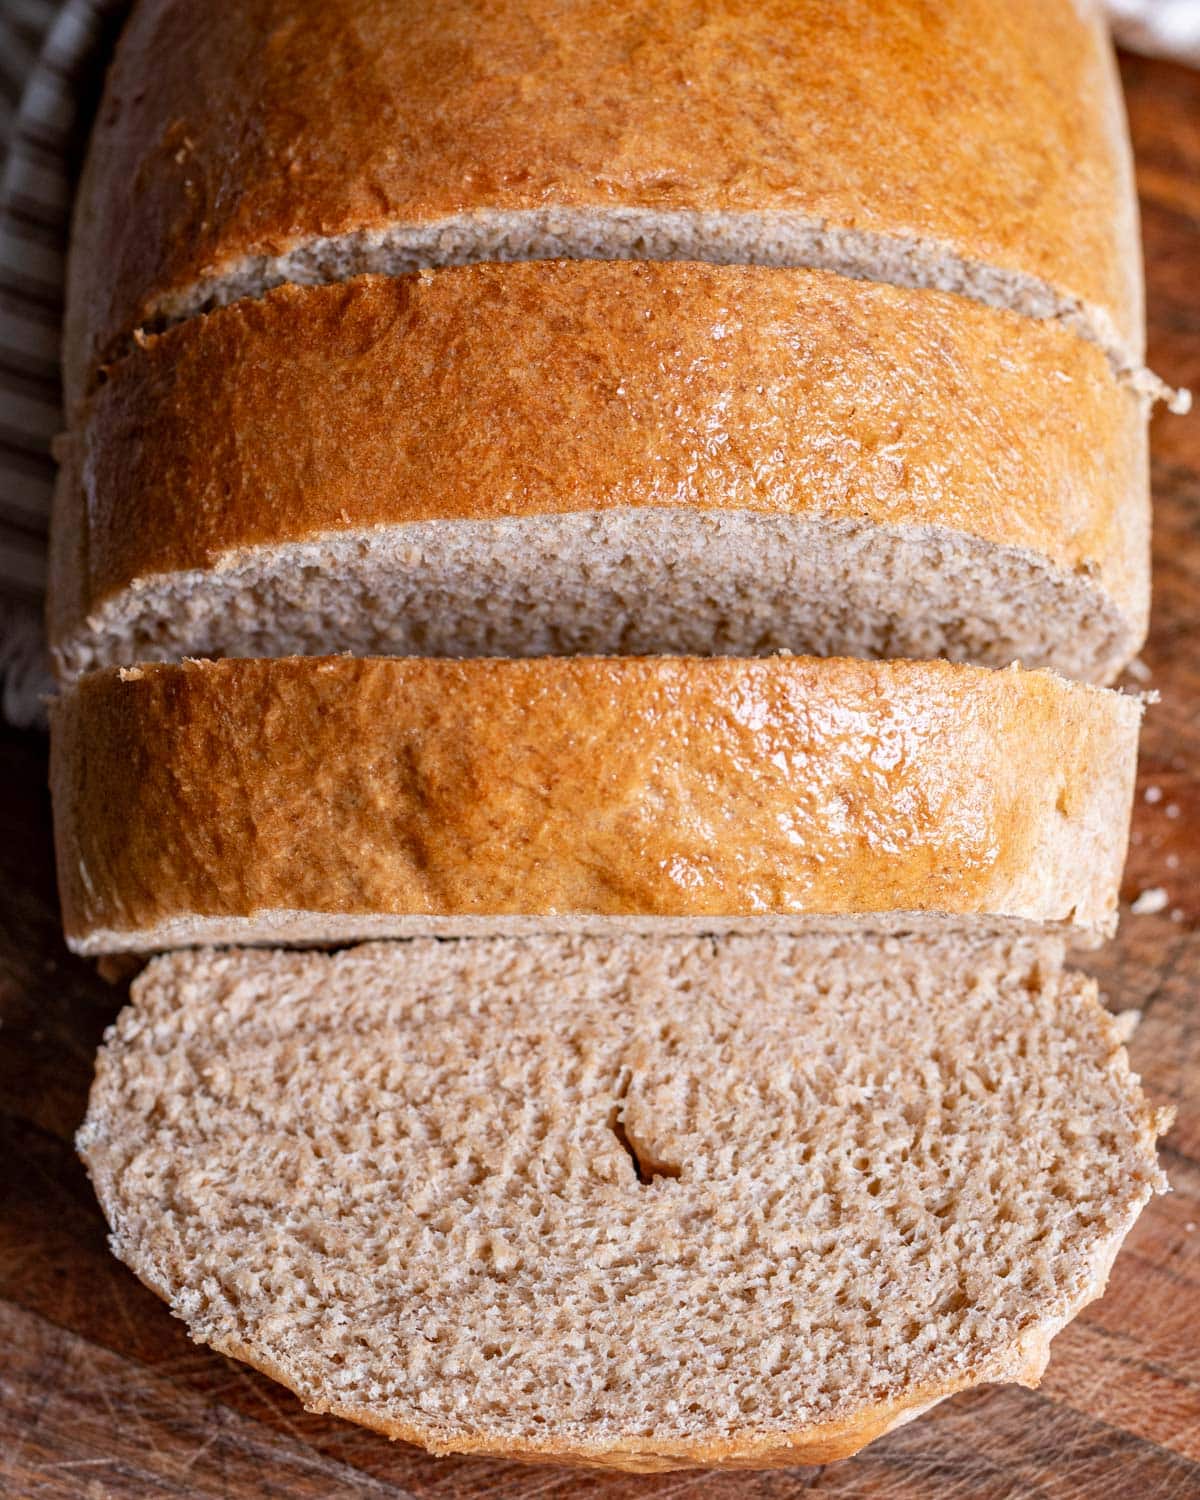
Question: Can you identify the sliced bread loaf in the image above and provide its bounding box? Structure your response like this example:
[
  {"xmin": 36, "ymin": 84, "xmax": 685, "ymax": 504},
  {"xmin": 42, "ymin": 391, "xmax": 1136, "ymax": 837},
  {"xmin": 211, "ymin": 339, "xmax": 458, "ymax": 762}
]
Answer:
[
  {"xmin": 77, "ymin": 931, "xmax": 1168, "ymax": 1470},
  {"xmin": 50, "ymin": 263, "xmax": 1150, "ymax": 684},
  {"xmin": 66, "ymin": 0, "xmax": 1142, "ymax": 400},
  {"xmin": 50, "ymin": 656, "xmax": 1142, "ymax": 955}
]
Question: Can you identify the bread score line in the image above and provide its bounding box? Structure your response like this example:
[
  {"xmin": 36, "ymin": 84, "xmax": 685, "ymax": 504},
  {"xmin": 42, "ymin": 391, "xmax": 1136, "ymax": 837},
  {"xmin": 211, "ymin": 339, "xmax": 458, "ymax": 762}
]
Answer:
[{"xmin": 51, "ymin": 655, "xmax": 1143, "ymax": 955}]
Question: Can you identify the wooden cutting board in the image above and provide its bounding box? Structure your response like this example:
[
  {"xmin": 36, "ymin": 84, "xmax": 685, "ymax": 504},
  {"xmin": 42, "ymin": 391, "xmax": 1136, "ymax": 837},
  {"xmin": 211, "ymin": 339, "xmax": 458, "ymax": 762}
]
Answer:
[{"xmin": 2, "ymin": 50, "xmax": 1198, "ymax": 1500}]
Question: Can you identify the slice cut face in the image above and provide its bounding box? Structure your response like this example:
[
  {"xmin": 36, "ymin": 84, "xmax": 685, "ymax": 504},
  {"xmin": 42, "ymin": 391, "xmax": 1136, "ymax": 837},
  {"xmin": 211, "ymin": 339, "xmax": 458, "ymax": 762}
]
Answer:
[
  {"xmin": 77, "ymin": 932, "xmax": 1168, "ymax": 1471},
  {"xmin": 51, "ymin": 264, "xmax": 1150, "ymax": 685},
  {"xmin": 49, "ymin": 656, "xmax": 1143, "ymax": 954}
]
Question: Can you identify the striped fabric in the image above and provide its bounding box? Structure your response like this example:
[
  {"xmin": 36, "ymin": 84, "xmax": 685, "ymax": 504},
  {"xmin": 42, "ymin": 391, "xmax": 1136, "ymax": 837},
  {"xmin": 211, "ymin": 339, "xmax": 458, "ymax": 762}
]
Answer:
[
  {"xmin": 0, "ymin": 1, "xmax": 1195, "ymax": 728},
  {"xmin": 0, "ymin": 0, "xmax": 124, "ymax": 724}
]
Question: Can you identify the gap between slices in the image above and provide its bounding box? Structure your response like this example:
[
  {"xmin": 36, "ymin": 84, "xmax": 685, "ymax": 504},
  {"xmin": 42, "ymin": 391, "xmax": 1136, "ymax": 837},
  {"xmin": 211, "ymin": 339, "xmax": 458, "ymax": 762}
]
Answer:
[{"xmin": 109, "ymin": 212, "xmax": 1187, "ymax": 410}]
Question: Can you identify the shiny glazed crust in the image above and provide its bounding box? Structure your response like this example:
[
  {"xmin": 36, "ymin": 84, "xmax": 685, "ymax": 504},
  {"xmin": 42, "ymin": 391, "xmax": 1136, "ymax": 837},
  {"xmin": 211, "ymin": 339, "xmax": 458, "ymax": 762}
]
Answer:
[
  {"xmin": 50, "ymin": 656, "xmax": 1142, "ymax": 953},
  {"xmin": 49, "ymin": 262, "xmax": 1149, "ymax": 659},
  {"xmin": 66, "ymin": 0, "xmax": 1141, "ymax": 388}
]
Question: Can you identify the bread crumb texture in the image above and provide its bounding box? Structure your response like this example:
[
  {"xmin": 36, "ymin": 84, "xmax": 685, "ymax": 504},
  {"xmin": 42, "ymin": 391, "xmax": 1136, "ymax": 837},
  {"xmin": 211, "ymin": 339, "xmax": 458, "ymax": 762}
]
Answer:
[{"xmin": 78, "ymin": 932, "xmax": 1167, "ymax": 1469}]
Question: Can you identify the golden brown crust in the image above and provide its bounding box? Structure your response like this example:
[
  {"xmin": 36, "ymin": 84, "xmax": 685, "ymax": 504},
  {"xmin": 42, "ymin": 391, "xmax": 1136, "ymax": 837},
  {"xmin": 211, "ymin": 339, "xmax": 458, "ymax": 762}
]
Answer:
[
  {"xmin": 69, "ymin": 0, "xmax": 1140, "ymax": 387},
  {"xmin": 50, "ymin": 656, "xmax": 1141, "ymax": 953},
  {"xmin": 53, "ymin": 263, "xmax": 1149, "ymax": 657}
]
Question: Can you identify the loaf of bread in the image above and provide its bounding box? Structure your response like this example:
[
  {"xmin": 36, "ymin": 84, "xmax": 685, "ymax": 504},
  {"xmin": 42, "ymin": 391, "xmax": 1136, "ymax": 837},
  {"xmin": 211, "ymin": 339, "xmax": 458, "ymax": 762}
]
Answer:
[
  {"xmin": 78, "ymin": 932, "xmax": 1168, "ymax": 1470},
  {"xmin": 54, "ymin": 0, "xmax": 1171, "ymax": 1472},
  {"xmin": 51, "ymin": 263, "xmax": 1149, "ymax": 684},
  {"xmin": 65, "ymin": 0, "xmax": 1142, "ymax": 407},
  {"xmin": 51, "ymin": 656, "xmax": 1141, "ymax": 955}
]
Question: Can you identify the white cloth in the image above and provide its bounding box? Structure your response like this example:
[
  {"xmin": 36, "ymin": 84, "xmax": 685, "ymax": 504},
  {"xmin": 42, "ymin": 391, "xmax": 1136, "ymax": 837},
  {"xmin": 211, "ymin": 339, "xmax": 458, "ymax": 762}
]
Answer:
[
  {"xmin": 1109, "ymin": 0, "xmax": 1200, "ymax": 63},
  {"xmin": 0, "ymin": 0, "xmax": 1195, "ymax": 727}
]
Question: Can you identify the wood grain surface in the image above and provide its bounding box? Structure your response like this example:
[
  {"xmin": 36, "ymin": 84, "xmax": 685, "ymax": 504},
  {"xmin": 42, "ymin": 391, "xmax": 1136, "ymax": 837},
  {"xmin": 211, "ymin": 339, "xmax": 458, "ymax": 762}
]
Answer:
[{"xmin": 1, "ymin": 49, "xmax": 1198, "ymax": 1500}]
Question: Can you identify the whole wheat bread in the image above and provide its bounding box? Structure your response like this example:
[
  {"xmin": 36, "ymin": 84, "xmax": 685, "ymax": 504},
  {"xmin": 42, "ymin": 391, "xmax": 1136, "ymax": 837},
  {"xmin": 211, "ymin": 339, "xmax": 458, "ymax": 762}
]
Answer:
[
  {"xmin": 50, "ymin": 656, "xmax": 1142, "ymax": 955},
  {"xmin": 77, "ymin": 931, "xmax": 1169, "ymax": 1471},
  {"xmin": 65, "ymin": 0, "xmax": 1147, "ymax": 403},
  {"xmin": 50, "ymin": 264, "xmax": 1150, "ymax": 684}
]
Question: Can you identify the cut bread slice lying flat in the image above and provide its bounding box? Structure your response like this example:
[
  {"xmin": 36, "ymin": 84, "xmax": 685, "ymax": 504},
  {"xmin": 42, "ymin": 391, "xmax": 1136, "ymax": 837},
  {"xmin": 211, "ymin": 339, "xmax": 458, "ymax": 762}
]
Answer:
[
  {"xmin": 50, "ymin": 656, "xmax": 1141, "ymax": 955},
  {"xmin": 77, "ymin": 931, "xmax": 1169, "ymax": 1471},
  {"xmin": 66, "ymin": 0, "xmax": 1142, "ymax": 402},
  {"xmin": 50, "ymin": 264, "xmax": 1150, "ymax": 684}
]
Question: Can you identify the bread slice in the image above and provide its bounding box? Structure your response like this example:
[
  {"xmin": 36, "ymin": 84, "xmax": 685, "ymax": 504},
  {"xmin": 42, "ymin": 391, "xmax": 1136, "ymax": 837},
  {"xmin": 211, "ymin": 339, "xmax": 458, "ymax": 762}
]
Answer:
[
  {"xmin": 65, "ymin": 0, "xmax": 1143, "ymax": 403},
  {"xmin": 77, "ymin": 931, "xmax": 1169, "ymax": 1471},
  {"xmin": 50, "ymin": 656, "xmax": 1142, "ymax": 955},
  {"xmin": 50, "ymin": 264, "xmax": 1150, "ymax": 685}
]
